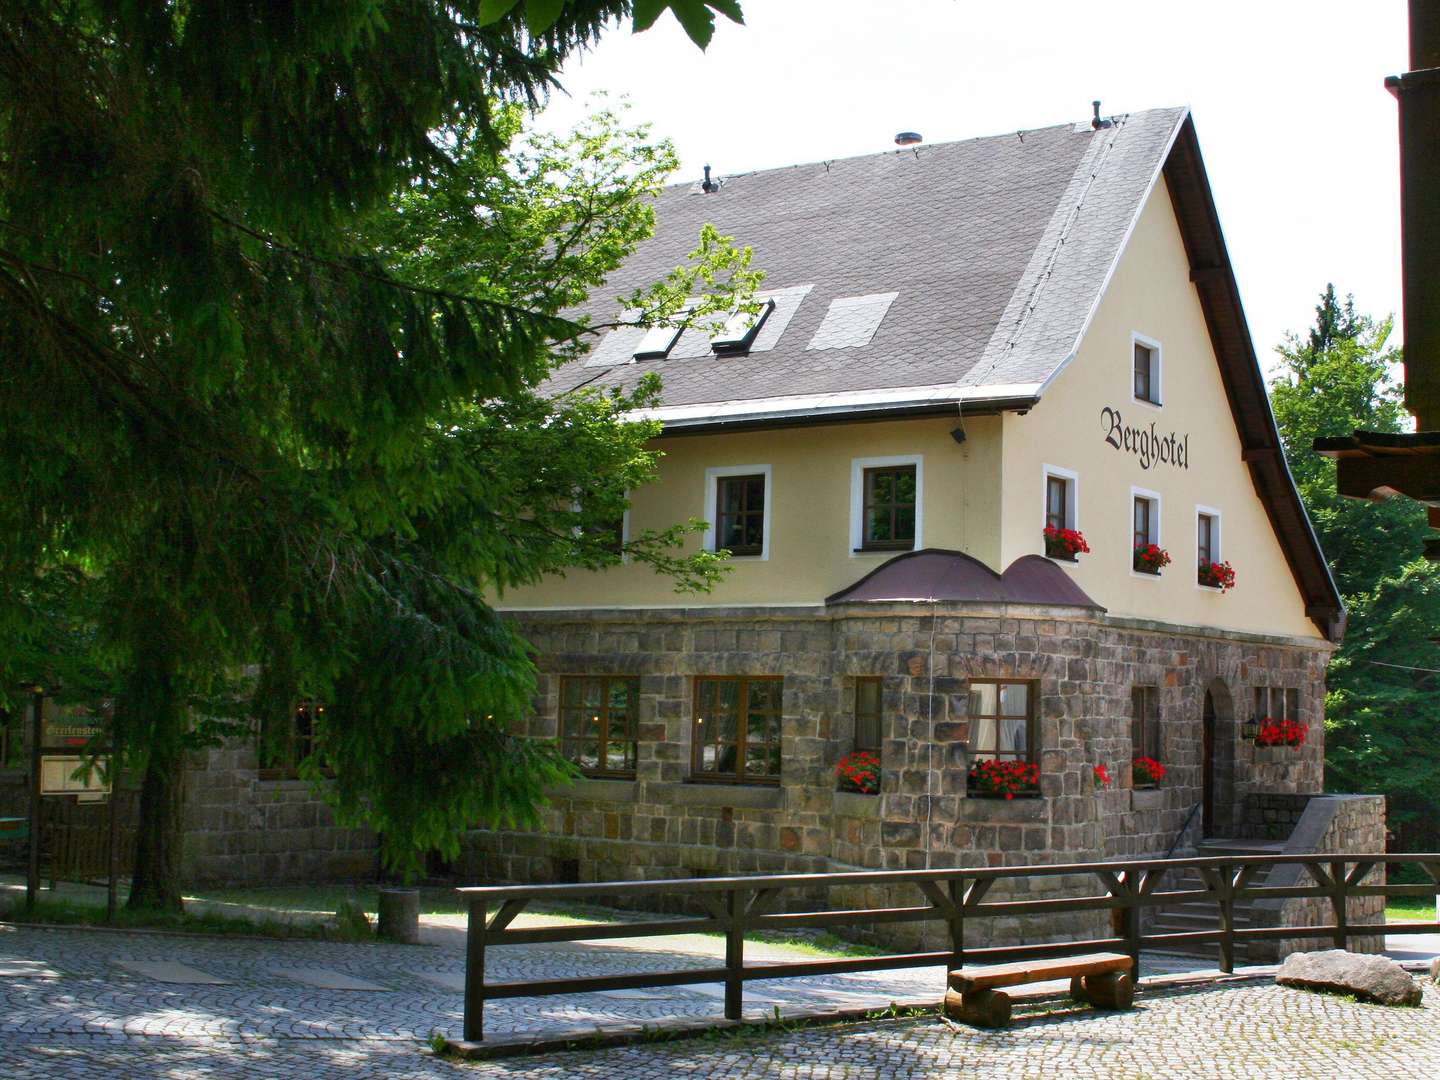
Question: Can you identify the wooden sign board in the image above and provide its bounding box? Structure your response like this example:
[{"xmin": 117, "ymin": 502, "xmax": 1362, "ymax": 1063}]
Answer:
[{"xmin": 40, "ymin": 755, "xmax": 110, "ymax": 800}]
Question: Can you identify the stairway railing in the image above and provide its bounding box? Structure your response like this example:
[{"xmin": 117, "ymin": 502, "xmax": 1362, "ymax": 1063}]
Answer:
[{"xmin": 1164, "ymin": 801, "xmax": 1203, "ymax": 861}]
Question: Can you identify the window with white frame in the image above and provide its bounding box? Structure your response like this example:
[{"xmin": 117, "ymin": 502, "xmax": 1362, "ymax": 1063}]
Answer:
[
  {"xmin": 704, "ymin": 465, "xmax": 772, "ymax": 559},
  {"xmin": 850, "ymin": 456, "xmax": 922, "ymax": 554},
  {"xmin": 1132, "ymin": 488, "xmax": 1162, "ymax": 574},
  {"xmin": 1042, "ymin": 465, "xmax": 1078, "ymax": 531},
  {"xmin": 1196, "ymin": 507, "xmax": 1222, "ymax": 569},
  {"xmin": 1133, "ymin": 334, "xmax": 1161, "ymax": 405}
]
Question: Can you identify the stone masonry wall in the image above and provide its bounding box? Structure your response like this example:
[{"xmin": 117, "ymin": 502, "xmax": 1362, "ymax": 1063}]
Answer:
[
  {"xmin": 180, "ymin": 741, "xmax": 379, "ymax": 887},
  {"xmin": 459, "ymin": 601, "xmax": 1337, "ymax": 949}
]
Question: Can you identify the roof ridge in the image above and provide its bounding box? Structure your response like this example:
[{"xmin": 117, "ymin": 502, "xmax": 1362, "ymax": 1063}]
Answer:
[{"xmin": 663, "ymin": 106, "xmax": 1186, "ymax": 194}]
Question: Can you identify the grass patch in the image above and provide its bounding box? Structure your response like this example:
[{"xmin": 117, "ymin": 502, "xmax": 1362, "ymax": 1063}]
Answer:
[
  {"xmin": 1386, "ymin": 899, "xmax": 1437, "ymax": 923},
  {"xmin": 0, "ymin": 896, "xmax": 353, "ymax": 939}
]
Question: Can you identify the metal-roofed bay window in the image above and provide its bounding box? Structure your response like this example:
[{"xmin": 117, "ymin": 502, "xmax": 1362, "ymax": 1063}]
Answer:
[{"xmin": 711, "ymin": 298, "xmax": 775, "ymax": 353}]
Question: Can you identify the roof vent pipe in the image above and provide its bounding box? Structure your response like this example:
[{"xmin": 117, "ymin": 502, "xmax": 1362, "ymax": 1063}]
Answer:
[
  {"xmin": 701, "ymin": 164, "xmax": 719, "ymax": 193},
  {"xmin": 1091, "ymin": 101, "xmax": 1113, "ymax": 130}
]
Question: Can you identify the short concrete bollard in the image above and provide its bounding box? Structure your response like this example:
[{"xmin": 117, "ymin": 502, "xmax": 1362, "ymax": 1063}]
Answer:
[{"xmin": 378, "ymin": 887, "xmax": 420, "ymax": 943}]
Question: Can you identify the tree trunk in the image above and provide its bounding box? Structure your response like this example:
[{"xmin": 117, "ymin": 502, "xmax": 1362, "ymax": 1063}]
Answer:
[
  {"xmin": 125, "ymin": 620, "xmax": 188, "ymax": 913},
  {"xmin": 127, "ymin": 733, "xmax": 186, "ymax": 911}
]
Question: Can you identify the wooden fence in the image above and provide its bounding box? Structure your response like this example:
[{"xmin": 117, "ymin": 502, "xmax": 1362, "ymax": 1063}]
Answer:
[{"xmin": 456, "ymin": 852, "xmax": 1440, "ymax": 1042}]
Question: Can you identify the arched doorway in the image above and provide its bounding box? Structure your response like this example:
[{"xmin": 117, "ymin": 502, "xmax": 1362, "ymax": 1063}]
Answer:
[{"xmin": 1202, "ymin": 680, "xmax": 1236, "ymax": 838}]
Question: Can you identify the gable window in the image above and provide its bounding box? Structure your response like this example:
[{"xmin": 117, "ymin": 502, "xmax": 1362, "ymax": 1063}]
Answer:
[
  {"xmin": 560, "ymin": 676, "xmax": 639, "ymax": 778},
  {"xmin": 1131, "ymin": 488, "xmax": 1164, "ymax": 575},
  {"xmin": 259, "ymin": 700, "xmax": 326, "ymax": 779},
  {"xmin": 967, "ymin": 680, "xmax": 1036, "ymax": 768},
  {"xmin": 1133, "ymin": 334, "xmax": 1161, "ymax": 405},
  {"xmin": 705, "ymin": 465, "xmax": 772, "ymax": 559},
  {"xmin": 1046, "ymin": 474, "xmax": 1070, "ymax": 531},
  {"xmin": 692, "ymin": 676, "xmax": 783, "ymax": 783},
  {"xmin": 1197, "ymin": 512, "xmax": 1217, "ymax": 567},
  {"xmin": 1131, "ymin": 686, "xmax": 1161, "ymax": 782},
  {"xmin": 854, "ymin": 677, "xmax": 883, "ymax": 754},
  {"xmin": 1133, "ymin": 495, "xmax": 1155, "ymax": 549},
  {"xmin": 849, "ymin": 456, "xmax": 923, "ymax": 554}
]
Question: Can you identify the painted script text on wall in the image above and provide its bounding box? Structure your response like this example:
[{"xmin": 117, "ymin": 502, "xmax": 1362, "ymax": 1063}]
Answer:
[{"xmin": 1100, "ymin": 406, "xmax": 1189, "ymax": 471}]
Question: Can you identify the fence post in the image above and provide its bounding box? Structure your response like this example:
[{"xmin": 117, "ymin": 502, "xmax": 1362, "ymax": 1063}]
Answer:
[
  {"xmin": 948, "ymin": 877, "xmax": 965, "ymax": 970},
  {"xmin": 724, "ymin": 888, "xmax": 746, "ymax": 1021},
  {"xmin": 1331, "ymin": 859, "xmax": 1349, "ymax": 950},
  {"xmin": 1122, "ymin": 867, "xmax": 1141, "ymax": 980},
  {"xmin": 463, "ymin": 897, "xmax": 488, "ymax": 1043}
]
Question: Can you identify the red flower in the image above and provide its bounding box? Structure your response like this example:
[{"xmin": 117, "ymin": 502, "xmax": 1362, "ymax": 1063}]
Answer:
[
  {"xmin": 968, "ymin": 758, "xmax": 1041, "ymax": 799},
  {"xmin": 1133, "ymin": 544, "xmax": 1172, "ymax": 573},
  {"xmin": 1256, "ymin": 717, "xmax": 1306, "ymax": 747},
  {"xmin": 1132, "ymin": 756, "xmax": 1166, "ymax": 785},
  {"xmin": 1198, "ymin": 560, "xmax": 1237, "ymax": 592},
  {"xmin": 1093, "ymin": 763, "xmax": 1112, "ymax": 788},
  {"xmin": 1043, "ymin": 526, "xmax": 1091, "ymax": 558},
  {"xmin": 836, "ymin": 750, "xmax": 882, "ymax": 793}
]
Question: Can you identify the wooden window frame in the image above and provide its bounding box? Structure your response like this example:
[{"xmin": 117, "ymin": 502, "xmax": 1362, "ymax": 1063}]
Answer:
[
  {"xmin": 966, "ymin": 678, "xmax": 1038, "ymax": 778},
  {"xmin": 1131, "ymin": 686, "xmax": 1161, "ymax": 785},
  {"xmin": 559, "ymin": 675, "xmax": 639, "ymax": 779},
  {"xmin": 859, "ymin": 465, "xmax": 918, "ymax": 551},
  {"xmin": 705, "ymin": 465, "xmax": 771, "ymax": 559},
  {"xmin": 1132, "ymin": 333, "xmax": 1162, "ymax": 406},
  {"xmin": 1045, "ymin": 474, "xmax": 1070, "ymax": 532},
  {"xmin": 690, "ymin": 675, "xmax": 783, "ymax": 785},
  {"xmin": 854, "ymin": 677, "xmax": 883, "ymax": 755}
]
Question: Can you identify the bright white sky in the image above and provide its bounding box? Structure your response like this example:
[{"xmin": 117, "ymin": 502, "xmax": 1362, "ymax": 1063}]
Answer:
[{"xmin": 539, "ymin": 0, "xmax": 1409, "ymax": 369}]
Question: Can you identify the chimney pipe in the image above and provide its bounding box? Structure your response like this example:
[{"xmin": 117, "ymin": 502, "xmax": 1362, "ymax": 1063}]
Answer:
[{"xmin": 701, "ymin": 164, "xmax": 719, "ymax": 194}]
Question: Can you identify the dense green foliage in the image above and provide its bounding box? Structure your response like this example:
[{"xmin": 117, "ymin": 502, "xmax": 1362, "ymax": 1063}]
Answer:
[
  {"xmin": 1271, "ymin": 286, "xmax": 1440, "ymax": 853},
  {"xmin": 0, "ymin": 1, "xmax": 750, "ymax": 903}
]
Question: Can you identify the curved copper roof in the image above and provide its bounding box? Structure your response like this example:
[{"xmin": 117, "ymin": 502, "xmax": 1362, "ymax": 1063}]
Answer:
[{"xmin": 825, "ymin": 549, "xmax": 1104, "ymax": 609}]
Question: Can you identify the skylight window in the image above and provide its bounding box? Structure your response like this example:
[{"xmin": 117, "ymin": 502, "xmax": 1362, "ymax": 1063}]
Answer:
[
  {"xmin": 632, "ymin": 321, "xmax": 685, "ymax": 361},
  {"xmin": 711, "ymin": 298, "xmax": 775, "ymax": 354}
]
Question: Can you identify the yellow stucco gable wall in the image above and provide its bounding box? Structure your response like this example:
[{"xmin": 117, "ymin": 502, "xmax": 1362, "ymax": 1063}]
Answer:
[{"xmin": 997, "ymin": 179, "xmax": 1322, "ymax": 640}]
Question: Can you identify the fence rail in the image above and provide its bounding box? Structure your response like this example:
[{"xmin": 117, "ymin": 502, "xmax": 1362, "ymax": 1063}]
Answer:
[{"xmin": 456, "ymin": 852, "xmax": 1440, "ymax": 1042}]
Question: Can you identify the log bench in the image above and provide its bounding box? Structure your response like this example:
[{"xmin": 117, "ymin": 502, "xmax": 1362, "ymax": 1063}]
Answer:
[{"xmin": 943, "ymin": 951, "xmax": 1134, "ymax": 1028}]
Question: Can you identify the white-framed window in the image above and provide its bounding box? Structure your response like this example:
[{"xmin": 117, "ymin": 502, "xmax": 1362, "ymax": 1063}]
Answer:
[
  {"xmin": 849, "ymin": 455, "xmax": 923, "ymax": 555},
  {"xmin": 704, "ymin": 464, "xmax": 773, "ymax": 560},
  {"xmin": 1131, "ymin": 486, "xmax": 1162, "ymax": 578},
  {"xmin": 1132, "ymin": 332, "xmax": 1162, "ymax": 406},
  {"xmin": 1196, "ymin": 505, "xmax": 1221, "ymax": 567},
  {"xmin": 1041, "ymin": 464, "xmax": 1079, "ymax": 534},
  {"xmin": 711, "ymin": 298, "xmax": 776, "ymax": 353}
]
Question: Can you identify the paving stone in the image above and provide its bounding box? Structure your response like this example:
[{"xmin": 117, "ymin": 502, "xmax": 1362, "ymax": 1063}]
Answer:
[
  {"xmin": 272, "ymin": 967, "xmax": 388, "ymax": 992},
  {"xmin": 112, "ymin": 960, "xmax": 230, "ymax": 985},
  {"xmin": 0, "ymin": 960, "xmax": 58, "ymax": 978}
]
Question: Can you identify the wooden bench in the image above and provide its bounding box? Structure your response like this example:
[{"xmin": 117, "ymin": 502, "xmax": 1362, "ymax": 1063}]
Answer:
[{"xmin": 943, "ymin": 951, "xmax": 1134, "ymax": 1028}]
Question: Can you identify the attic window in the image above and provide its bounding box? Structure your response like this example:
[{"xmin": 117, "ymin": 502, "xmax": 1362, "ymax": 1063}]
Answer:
[
  {"xmin": 711, "ymin": 298, "xmax": 775, "ymax": 354},
  {"xmin": 633, "ymin": 320, "xmax": 686, "ymax": 361}
]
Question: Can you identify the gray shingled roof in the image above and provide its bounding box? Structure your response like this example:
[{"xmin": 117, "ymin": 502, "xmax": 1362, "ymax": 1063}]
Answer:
[{"xmin": 544, "ymin": 106, "xmax": 1189, "ymax": 425}]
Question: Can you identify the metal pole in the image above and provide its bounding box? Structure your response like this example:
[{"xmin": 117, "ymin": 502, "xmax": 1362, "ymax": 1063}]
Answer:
[
  {"xmin": 25, "ymin": 691, "xmax": 42, "ymax": 910},
  {"xmin": 106, "ymin": 730, "xmax": 120, "ymax": 923},
  {"xmin": 463, "ymin": 897, "xmax": 488, "ymax": 1043}
]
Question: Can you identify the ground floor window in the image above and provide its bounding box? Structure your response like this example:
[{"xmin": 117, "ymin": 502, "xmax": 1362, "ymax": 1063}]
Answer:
[
  {"xmin": 1254, "ymin": 686, "xmax": 1299, "ymax": 722},
  {"xmin": 559, "ymin": 675, "xmax": 639, "ymax": 778},
  {"xmin": 967, "ymin": 680, "xmax": 1038, "ymax": 796},
  {"xmin": 854, "ymin": 677, "xmax": 883, "ymax": 755},
  {"xmin": 692, "ymin": 676, "xmax": 783, "ymax": 783},
  {"xmin": 258, "ymin": 700, "xmax": 325, "ymax": 779},
  {"xmin": 1131, "ymin": 686, "xmax": 1161, "ymax": 785}
]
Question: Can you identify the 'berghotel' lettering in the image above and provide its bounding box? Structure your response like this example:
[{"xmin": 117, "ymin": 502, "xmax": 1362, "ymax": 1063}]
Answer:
[{"xmin": 1100, "ymin": 406, "xmax": 1189, "ymax": 471}]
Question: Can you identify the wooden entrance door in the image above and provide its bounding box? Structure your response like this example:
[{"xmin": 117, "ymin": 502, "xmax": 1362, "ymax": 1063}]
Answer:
[{"xmin": 1202, "ymin": 690, "xmax": 1216, "ymax": 837}]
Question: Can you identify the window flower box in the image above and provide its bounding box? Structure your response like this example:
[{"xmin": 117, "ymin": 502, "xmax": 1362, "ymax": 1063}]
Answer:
[
  {"xmin": 1197, "ymin": 560, "xmax": 1236, "ymax": 592},
  {"xmin": 836, "ymin": 749, "xmax": 881, "ymax": 794},
  {"xmin": 1132, "ymin": 756, "xmax": 1166, "ymax": 789},
  {"xmin": 968, "ymin": 759, "xmax": 1040, "ymax": 800},
  {"xmin": 1255, "ymin": 716, "xmax": 1306, "ymax": 748},
  {"xmin": 1043, "ymin": 526, "xmax": 1090, "ymax": 563},
  {"xmin": 1133, "ymin": 544, "xmax": 1171, "ymax": 575}
]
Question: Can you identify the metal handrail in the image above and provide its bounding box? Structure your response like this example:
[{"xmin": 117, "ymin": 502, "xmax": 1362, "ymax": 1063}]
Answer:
[
  {"xmin": 1164, "ymin": 801, "xmax": 1204, "ymax": 861},
  {"xmin": 455, "ymin": 851, "xmax": 1440, "ymax": 1042}
]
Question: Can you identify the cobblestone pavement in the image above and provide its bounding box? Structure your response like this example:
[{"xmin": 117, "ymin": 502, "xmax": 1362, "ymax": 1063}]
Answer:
[{"xmin": 3, "ymin": 922, "xmax": 1437, "ymax": 1077}]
